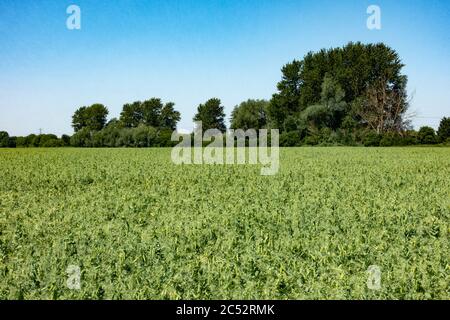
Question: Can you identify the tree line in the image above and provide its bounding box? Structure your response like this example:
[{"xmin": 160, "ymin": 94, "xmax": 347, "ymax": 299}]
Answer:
[{"xmin": 1, "ymin": 42, "xmax": 450, "ymax": 148}]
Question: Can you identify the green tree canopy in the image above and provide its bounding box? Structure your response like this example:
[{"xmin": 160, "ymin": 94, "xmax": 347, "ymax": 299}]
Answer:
[
  {"xmin": 120, "ymin": 101, "xmax": 142, "ymax": 128},
  {"xmin": 0, "ymin": 131, "xmax": 9, "ymax": 147},
  {"xmin": 159, "ymin": 102, "xmax": 181, "ymax": 130},
  {"xmin": 268, "ymin": 42, "xmax": 408, "ymax": 133},
  {"xmin": 193, "ymin": 98, "xmax": 226, "ymax": 132},
  {"xmin": 300, "ymin": 75, "xmax": 347, "ymax": 130},
  {"xmin": 418, "ymin": 126, "xmax": 437, "ymax": 144},
  {"xmin": 437, "ymin": 117, "xmax": 450, "ymax": 142},
  {"xmin": 230, "ymin": 99, "xmax": 268, "ymax": 130},
  {"xmin": 72, "ymin": 104, "xmax": 109, "ymax": 132},
  {"xmin": 119, "ymin": 98, "xmax": 180, "ymax": 130}
]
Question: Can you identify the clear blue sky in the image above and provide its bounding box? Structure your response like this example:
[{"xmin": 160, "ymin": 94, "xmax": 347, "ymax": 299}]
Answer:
[{"xmin": 0, "ymin": 0, "xmax": 449, "ymax": 136}]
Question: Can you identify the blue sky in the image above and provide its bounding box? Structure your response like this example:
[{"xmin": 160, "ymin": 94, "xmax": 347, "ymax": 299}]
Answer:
[{"xmin": 0, "ymin": 0, "xmax": 449, "ymax": 135}]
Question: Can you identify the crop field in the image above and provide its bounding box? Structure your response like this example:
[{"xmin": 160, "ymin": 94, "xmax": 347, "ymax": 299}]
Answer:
[{"xmin": 0, "ymin": 147, "xmax": 449, "ymax": 299}]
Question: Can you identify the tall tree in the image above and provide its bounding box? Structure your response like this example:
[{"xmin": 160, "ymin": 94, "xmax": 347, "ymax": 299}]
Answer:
[
  {"xmin": 119, "ymin": 98, "xmax": 180, "ymax": 130},
  {"xmin": 267, "ymin": 60, "xmax": 303, "ymax": 130},
  {"xmin": 141, "ymin": 98, "xmax": 163, "ymax": 127},
  {"xmin": 72, "ymin": 104, "xmax": 109, "ymax": 132},
  {"xmin": 120, "ymin": 101, "xmax": 142, "ymax": 128},
  {"xmin": 437, "ymin": 117, "xmax": 450, "ymax": 142},
  {"xmin": 159, "ymin": 102, "xmax": 181, "ymax": 130},
  {"xmin": 267, "ymin": 42, "xmax": 408, "ymax": 133},
  {"xmin": 193, "ymin": 98, "xmax": 226, "ymax": 132}
]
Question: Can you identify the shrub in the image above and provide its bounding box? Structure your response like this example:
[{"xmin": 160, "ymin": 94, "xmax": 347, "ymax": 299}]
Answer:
[
  {"xmin": 70, "ymin": 128, "xmax": 93, "ymax": 147},
  {"xmin": 363, "ymin": 131, "xmax": 381, "ymax": 147},
  {"xmin": 41, "ymin": 139, "xmax": 64, "ymax": 147},
  {"xmin": 418, "ymin": 126, "xmax": 437, "ymax": 144},
  {"xmin": 280, "ymin": 131, "xmax": 302, "ymax": 147},
  {"xmin": 304, "ymin": 135, "xmax": 319, "ymax": 146}
]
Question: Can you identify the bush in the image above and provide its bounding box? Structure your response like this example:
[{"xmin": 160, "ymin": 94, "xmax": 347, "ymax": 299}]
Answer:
[
  {"xmin": 280, "ymin": 131, "xmax": 302, "ymax": 147},
  {"xmin": 418, "ymin": 126, "xmax": 437, "ymax": 144},
  {"xmin": 304, "ymin": 135, "xmax": 319, "ymax": 146},
  {"xmin": 155, "ymin": 129, "xmax": 176, "ymax": 147},
  {"xmin": 70, "ymin": 128, "xmax": 93, "ymax": 147},
  {"xmin": 442, "ymin": 137, "xmax": 450, "ymax": 146},
  {"xmin": 363, "ymin": 131, "xmax": 381, "ymax": 147},
  {"xmin": 400, "ymin": 130, "xmax": 418, "ymax": 145},
  {"xmin": 41, "ymin": 139, "xmax": 64, "ymax": 147},
  {"xmin": 132, "ymin": 125, "xmax": 158, "ymax": 147},
  {"xmin": 7, "ymin": 136, "xmax": 17, "ymax": 148},
  {"xmin": 61, "ymin": 134, "xmax": 71, "ymax": 146}
]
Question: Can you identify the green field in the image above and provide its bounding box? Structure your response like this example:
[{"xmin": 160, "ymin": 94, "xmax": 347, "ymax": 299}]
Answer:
[{"xmin": 0, "ymin": 147, "xmax": 449, "ymax": 299}]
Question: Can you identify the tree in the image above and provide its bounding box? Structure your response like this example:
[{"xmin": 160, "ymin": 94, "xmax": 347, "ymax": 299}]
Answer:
[
  {"xmin": 159, "ymin": 102, "xmax": 181, "ymax": 130},
  {"xmin": 72, "ymin": 104, "xmax": 109, "ymax": 132},
  {"xmin": 267, "ymin": 42, "xmax": 409, "ymax": 133},
  {"xmin": 119, "ymin": 99, "xmax": 180, "ymax": 130},
  {"xmin": 437, "ymin": 117, "xmax": 450, "ymax": 142},
  {"xmin": 132, "ymin": 125, "xmax": 158, "ymax": 147},
  {"xmin": 0, "ymin": 131, "xmax": 9, "ymax": 147},
  {"xmin": 193, "ymin": 98, "xmax": 226, "ymax": 132},
  {"xmin": 301, "ymin": 75, "xmax": 347, "ymax": 130},
  {"xmin": 418, "ymin": 126, "xmax": 437, "ymax": 144},
  {"xmin": 356, "ymin": 77, "xmax": 409, "ymax": 134},
  {"xmin": 320, "ymin": 75, "xmax": 347, "ymax": 129},
  {"xmin": 267, "ymin": 60, "xmax": 302, "ymax": 130},
  {"xmin": 141, "ymin": 98, "xmax": 163, "ymax": 127},
  {"xmin": 120, "ymin": 102, "xmax": 142, "ymax": 128},
  {"xmin": 230, "ymin": 99, "xmax": 268, "ymax": 130}
]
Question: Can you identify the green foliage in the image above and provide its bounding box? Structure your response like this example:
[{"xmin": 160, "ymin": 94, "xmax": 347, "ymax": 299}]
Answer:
[
  {"xmin": 267, "ymin": 60, "xmax": 303, "ymax": 129},
  {"xmin": 437, "ymin": 117, "xmax": 450, "ymax": 142},
  {"xmin": 159, "ymin": 102, "xmax": 181, "ymax": 131},
  {"xmin": 120, "ymin": 101, "xmax": 142, "ymax": 128},
  {"xmin": 418, "ymin": 126, "xmax": 437, "ymax": 145},
  {"xmin": 1, "ymin": 148, "xmax": 448, "ymax": 299},
  {"xmin": 380, "ymin": 133, "xmax": 401, "ymax": 147},
  {"xmin": 279, "ymin": 131, "xmax": 302, "ymax": 147},
  {"xmin": 0, "ymin": 131, "xmax": 9, "ymax": 147},
  {"xmin": 70, "ymin": 128, "xmax": 93, "ymax": 147},
  {"xmin": 193, "ymin": 98, "xmax": 226, "ymax": 132},
  {"xmin": 69, "ymin": 125, "xmax": 173, "ymax": 148},
  {"xmin": 72, "ymin": 104, "xmax": 109, "ymax": 132},
  {"xmin": 12, "ymin": 133, "xmax": 66, "ymax": 148},
  {"xmin": 230, "ymin": 99, "xmax": 268, "ymax": 130},
  {"xmin": 268, "ymin": 42, "xmax": 408, "ymax": 136},
  {"xmin": 61, "ymin": 135, "xmax": 71, "ymax": 146},
  {"xmin": 301, "ymin": 104, "xmax": 329, "ymax": 128},
  {"xmin": 304, "ymin": 135, "xmax": 319, "ymax": 146},
  {"xmin": 120, "ymin": 98, "xmax": 180, "ymax": 130}
]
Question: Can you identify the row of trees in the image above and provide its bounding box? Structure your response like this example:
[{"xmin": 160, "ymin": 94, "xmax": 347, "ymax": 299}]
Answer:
[
  {"xmin": 1, "ymin": 42, "xmax": 450, "ymax": 148},
  {"xmin": 69, "ymin": 98, "xmax": 181, "ymax": 147},
  {"xmin": 1, "ymin": 113, "xmax": 449, "ymax": 148}
]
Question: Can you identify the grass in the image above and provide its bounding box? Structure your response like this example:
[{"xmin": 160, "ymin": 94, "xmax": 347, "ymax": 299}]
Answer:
[{"xmin": 0, "ymin": 147, "xmax": 449, "ymax": 299}]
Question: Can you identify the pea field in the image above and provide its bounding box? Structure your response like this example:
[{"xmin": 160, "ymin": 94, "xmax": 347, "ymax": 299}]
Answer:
[{"xmin": 0, "ymin": 147, "xmax": 449, "ymax": 299}]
